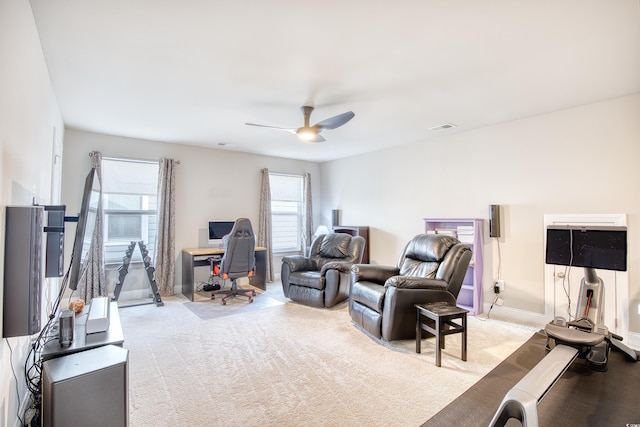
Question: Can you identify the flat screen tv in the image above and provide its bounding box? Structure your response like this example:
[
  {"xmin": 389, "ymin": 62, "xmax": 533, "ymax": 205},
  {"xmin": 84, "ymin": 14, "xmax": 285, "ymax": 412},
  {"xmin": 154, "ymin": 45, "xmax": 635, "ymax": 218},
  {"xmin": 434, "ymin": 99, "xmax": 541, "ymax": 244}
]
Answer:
[
  {"xmin": 208, "ymin": 221, "xmax": 235, "ymax": 246},
  {"xmin": 68, "ymin": 168, "xmax": 101, "ymax": 291},
  {"xmin": 545, "ymin": 225, "xmax": 627, "ymax": 272}
]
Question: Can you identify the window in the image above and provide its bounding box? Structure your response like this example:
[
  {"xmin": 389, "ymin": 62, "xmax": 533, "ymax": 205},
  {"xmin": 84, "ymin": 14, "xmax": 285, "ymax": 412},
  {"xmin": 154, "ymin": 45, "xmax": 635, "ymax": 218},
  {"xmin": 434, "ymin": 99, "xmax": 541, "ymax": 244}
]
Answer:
[
  {"xmin": 101, "ymin": 158, "xmax": 159, "ymax": 264},
  {"xmin": 270, "ymin": 173, "xmax": 303, "ymax": 253}
]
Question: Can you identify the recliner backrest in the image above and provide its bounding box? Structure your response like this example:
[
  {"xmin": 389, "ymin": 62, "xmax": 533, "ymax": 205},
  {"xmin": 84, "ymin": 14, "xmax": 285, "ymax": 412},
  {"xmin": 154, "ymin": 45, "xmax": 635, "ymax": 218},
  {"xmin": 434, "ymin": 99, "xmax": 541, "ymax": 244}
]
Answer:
[
  {"xmin": 397, "ymin": 234, "xmax": 465, "ymax": 281},
  {"xmin": 309, "ymin": 233, "xmax": 365, "ymax": 269},
  {"xmin": 221, "ymin": 218, "xmax": 256, "ymax": 278}
]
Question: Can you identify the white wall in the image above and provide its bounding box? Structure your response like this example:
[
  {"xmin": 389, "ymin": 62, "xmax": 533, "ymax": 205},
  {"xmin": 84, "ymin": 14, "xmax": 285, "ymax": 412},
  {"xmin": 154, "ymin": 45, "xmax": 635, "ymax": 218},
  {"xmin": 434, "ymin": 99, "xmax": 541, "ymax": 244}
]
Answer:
[
  {"xmin": 0, "ymin": 1, "xmax": 64, "ymax": 426},
  {"xmin": 63, "ymin": 95, "xmax": 640, "ymax": 338},
  {"xmin": 61, "ymin": 129, "xmax": 321, "ymax": 295},
  {"xmin": 320, "ymin": 94, "xmax": 640, "ymax": 334}
]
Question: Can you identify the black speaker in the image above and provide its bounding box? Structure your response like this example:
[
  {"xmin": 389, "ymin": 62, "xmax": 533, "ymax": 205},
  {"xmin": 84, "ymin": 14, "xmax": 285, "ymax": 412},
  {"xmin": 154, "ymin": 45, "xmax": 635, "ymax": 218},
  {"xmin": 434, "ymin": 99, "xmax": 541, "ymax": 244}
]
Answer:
[
  {"xmin": 332, "ymin": 209, "xmax": 340, "ymax": 228},
  {"xmin": 3, "ymin": 206, "xmax": 43, "ymax": 337},
  {"xmin": 489, "ymin": 204, "xmax": 501, "ymax": 238}
]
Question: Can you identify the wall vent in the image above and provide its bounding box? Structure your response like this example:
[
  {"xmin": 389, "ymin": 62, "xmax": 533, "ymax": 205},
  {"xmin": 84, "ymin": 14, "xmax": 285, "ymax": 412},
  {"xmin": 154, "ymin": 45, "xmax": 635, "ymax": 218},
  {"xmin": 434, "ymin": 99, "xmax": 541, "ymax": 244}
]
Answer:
[{"xmin": 429, "ymin": 123, "xmax": 456, "ymax": 131}]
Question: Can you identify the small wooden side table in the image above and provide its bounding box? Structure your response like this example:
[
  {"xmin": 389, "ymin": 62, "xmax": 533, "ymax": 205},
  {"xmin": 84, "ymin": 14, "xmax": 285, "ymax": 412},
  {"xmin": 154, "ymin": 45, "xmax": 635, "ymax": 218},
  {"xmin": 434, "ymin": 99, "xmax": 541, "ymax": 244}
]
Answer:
[{"xmin": 415, "ymin": 302, "xmax": 468, "ymax": 367}]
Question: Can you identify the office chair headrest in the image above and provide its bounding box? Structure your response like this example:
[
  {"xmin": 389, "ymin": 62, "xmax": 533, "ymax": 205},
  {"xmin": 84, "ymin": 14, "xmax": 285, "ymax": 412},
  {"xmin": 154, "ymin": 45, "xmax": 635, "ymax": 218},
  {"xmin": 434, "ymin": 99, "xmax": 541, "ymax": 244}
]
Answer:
[{"xmin": 231, "ymin": 218, "xmax": 254, "ymax": 237}]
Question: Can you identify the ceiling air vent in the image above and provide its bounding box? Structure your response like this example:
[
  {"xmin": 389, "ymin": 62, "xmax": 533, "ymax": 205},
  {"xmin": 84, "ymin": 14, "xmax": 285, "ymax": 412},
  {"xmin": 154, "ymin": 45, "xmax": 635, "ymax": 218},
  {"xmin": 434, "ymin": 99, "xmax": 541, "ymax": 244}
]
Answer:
[{"xmin": 429, "ymin": 123, "xmax": 456, "ymax": 131}]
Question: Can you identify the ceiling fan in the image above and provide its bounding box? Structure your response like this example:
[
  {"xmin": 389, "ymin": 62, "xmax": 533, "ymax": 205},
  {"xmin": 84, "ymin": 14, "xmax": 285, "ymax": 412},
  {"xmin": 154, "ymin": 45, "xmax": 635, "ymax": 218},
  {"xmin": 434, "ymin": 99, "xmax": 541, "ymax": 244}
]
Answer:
[{"xmin": 246, "ymin": 106, "xmax": 355, "ymax": 143}]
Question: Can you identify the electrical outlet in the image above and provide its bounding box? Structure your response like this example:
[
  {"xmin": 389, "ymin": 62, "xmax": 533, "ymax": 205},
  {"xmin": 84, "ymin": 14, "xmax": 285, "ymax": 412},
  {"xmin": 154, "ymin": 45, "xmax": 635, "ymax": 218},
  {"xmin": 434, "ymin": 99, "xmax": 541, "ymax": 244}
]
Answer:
[
  {"xmin": 496, "ymin": 297, "xmax": 504, "ymax": 306},
  {"xmin": 497, "ymin": 279, "xmax": 505, "ymax": 291}
]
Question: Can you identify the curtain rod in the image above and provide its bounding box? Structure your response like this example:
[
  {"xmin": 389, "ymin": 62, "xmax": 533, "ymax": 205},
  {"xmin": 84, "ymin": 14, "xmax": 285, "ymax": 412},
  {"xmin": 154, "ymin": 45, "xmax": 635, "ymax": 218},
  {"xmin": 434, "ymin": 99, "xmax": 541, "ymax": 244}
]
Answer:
[
  {"xmin": 89, "ymin": 153, "xmax": 180, "ymax": 164},
  {"xmin": 270, "ymin": 171, "xmax": 305, "ymax": 178}
]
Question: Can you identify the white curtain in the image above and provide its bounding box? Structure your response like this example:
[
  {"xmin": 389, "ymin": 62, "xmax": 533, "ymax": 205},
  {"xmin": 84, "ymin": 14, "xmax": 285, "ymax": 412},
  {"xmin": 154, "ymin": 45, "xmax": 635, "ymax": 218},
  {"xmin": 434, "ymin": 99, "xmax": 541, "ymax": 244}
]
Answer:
[
  {"xmin": 79, "ymin": 151, "xmax": 106, "ymax": 303},
  {"xmin": 302, "ymin": 173, "xmax": 313, "ymax": 250},
  {"xmin": 155, "ymin": 158, "xmax": 177, "ymax": 295},
  {"xmin": 259, "ymin": 168, "xmax": 274, "ymax": 282}
]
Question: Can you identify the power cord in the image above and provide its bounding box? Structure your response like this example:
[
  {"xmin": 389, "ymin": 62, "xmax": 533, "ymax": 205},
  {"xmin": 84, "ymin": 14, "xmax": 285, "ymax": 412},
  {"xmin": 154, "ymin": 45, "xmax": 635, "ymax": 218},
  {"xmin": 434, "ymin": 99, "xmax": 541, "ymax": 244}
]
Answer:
[
  {"xmin": 6, "ymin": 339, "xmax": 25, "ymax": 426},
  {"xmin": 562, "ymin": 265, "xmax": 572, "ymax": 320},
  {"xmin": 486, "ymin": 236, "xmax": 503, "ymax": 320},
  {"xmin": 495, "ymin": 236, "xmax": 502, "ymax": 283},
  {"xmin": 485, "ymin": 295, "xmax": 500, "ymax": 320}
]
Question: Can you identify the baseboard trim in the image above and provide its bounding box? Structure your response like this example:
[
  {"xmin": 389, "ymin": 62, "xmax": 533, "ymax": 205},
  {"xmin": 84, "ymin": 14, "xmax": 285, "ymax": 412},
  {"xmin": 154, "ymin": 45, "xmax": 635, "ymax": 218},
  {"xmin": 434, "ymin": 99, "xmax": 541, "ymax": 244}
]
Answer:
[
  {"xmin": 628, "ymin": 332, "xmax": 640, "ymax": 350},
  {"xmin": 481, "ymin": 302, "xmax": 548, "ymax": 329},
  {"xmin": 115, "ymin": 289, "xmax": 157, "ymax": 303}
]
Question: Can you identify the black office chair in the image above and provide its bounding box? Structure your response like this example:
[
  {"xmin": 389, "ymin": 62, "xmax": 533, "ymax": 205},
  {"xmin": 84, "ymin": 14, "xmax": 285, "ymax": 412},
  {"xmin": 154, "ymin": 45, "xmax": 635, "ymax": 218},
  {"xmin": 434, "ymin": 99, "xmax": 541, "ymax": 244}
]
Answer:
[{"xmin": 211, "ymin": 218, "xmax": 257, "ymax": 305}]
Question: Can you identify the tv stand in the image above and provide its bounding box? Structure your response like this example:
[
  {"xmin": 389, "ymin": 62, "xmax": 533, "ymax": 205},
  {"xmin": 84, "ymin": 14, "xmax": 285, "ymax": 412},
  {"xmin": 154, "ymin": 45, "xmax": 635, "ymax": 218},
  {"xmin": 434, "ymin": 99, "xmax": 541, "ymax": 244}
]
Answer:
[{"xmin": 42, "ymin": 301, "xmax": 124, "ymax": 361}]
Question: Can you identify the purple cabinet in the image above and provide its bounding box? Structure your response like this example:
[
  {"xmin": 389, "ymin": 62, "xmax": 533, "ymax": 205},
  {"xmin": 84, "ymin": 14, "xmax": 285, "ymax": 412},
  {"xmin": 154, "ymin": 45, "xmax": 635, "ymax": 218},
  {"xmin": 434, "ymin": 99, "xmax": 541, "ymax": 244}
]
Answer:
[{"xmin": 423, "ymin": 218, "xmax": 484, "ymax": 315}]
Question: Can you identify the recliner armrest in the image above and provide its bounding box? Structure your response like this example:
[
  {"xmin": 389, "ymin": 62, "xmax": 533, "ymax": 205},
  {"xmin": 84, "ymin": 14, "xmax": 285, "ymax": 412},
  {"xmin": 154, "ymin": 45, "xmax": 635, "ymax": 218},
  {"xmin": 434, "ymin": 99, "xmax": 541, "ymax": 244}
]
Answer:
[
  {"xmin": 384, "ymin": 276, "xmax": 449, "ymax": 290},
  {"xmin": 320, "ymin": 261, "xmax": 353, "ymax": 275},
  {"xmin": 282, "ymin": 255, "xmax": 317, "ymax": 272},
  {"xmin": 351, "ymin": 264, "xmax": 399, "ymax": 284}
]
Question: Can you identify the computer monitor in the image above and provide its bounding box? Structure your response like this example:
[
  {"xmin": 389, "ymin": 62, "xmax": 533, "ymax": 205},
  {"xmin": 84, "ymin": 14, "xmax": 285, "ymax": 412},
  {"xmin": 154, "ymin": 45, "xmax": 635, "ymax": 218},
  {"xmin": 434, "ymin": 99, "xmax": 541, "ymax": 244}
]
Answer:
[
  {"xmin": 68, "ymin": 168, "xmax": 101, "ymax": 291},
  {"xmin": 545, "ymin": 225, "xmax": 627, "ymax": 272},
  {"xmin": 208, "ymin": 221, "xmax": 235, "ymax": 247}
]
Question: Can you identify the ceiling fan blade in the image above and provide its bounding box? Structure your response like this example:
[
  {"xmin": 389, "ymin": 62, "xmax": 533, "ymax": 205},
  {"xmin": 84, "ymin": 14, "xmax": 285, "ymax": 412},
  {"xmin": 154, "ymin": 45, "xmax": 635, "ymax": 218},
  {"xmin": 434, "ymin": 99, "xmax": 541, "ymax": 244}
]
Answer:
[
  {"xmin": 245, "ymin": 122, "xmax": 296, "ymax": 132},
  {"xmin": 313, "ymin": 111, "xmax": 355, "ymax": 131},
  {"xmin": 246, "ymin": 106, "xmax": 353, "ymax": 143}
]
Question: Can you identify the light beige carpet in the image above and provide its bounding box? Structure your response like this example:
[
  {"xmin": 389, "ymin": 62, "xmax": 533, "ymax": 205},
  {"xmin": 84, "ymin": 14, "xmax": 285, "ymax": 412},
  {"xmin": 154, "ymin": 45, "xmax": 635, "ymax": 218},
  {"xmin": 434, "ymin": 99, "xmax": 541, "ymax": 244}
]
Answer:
[{"xmin": 118, "ymin": 284, "xmax": 537, "ymax": 426}]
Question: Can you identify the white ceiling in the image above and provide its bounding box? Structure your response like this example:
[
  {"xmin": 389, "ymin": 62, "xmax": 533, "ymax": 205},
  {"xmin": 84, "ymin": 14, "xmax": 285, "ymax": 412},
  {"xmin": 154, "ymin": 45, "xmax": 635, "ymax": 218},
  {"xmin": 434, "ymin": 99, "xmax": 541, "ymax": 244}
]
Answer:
[{"xmin": 29, "ymin": 0, "xmax": 640, "ymax": 163}]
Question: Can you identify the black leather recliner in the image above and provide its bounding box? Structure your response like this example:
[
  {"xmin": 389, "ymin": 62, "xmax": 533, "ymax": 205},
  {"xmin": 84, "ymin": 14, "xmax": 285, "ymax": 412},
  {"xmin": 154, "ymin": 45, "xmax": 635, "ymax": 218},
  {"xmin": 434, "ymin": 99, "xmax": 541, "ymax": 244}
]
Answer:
[
  {"xmin": 281, "ymin": 233, "xmax": 366, "ymax": 308},
  {"xmin": 350, "ymin": 233, "xmax": 472, "ymax": 341}
]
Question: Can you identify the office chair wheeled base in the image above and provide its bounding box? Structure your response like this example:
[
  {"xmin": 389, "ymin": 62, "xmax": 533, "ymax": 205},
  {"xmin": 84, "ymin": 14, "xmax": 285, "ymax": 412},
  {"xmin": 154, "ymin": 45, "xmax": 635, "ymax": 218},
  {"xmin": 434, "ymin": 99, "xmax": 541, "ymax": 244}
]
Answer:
[{"xmin": 211, "ymin": 279, "xmax": 256, "ymax": 305}]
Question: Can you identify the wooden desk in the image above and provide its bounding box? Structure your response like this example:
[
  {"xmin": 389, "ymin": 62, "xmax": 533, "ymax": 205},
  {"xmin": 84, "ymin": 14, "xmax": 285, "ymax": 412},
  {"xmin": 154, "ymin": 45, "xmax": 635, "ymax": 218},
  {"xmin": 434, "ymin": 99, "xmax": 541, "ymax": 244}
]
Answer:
[
  {"xmin": 181, "ymin": 247, "xmax": 267, "ymax": 301},
  {"xmin": 42, "ymin": 301, "xmax": 124, "ymax": 361}
]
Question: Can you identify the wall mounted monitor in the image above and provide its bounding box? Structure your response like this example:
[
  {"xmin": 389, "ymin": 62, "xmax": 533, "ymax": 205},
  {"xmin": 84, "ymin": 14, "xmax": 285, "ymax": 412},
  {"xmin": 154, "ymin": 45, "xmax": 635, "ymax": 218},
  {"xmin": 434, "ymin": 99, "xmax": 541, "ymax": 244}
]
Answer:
[
  {"xmin": 68, "ymin": 168, "xmax": 101, "ymax": 291},
  {"xmin": 545, "ymin": 225, "xmax": 627, "ymax": 272}
]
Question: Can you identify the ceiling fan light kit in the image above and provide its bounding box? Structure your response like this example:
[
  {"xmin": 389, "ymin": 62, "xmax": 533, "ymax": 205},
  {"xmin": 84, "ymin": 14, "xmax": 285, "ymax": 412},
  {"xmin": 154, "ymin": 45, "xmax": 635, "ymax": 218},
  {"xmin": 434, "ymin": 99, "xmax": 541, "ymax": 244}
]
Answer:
[
  {"xmin": 296, "ymin": 128, "xmax": 318, "ymax": 141},
  {"xmin": 246, "ymin": 105, "xmax": 355, "ymax": 143}
]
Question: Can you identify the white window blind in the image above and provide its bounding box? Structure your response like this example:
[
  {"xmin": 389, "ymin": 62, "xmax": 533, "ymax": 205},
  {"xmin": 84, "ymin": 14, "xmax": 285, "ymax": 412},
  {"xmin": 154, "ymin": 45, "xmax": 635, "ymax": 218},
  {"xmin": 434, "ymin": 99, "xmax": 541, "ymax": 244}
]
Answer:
[
  {"xmin": 102, "ymin": 158, "xmax": 159, "ymax": 264},
  {"xmin": 102, "ymin": 159, "xmax": 158, "ymax": 195},
  {"xmin": 270, "ymin": 173, "xmax": 303, "ymax": 253}
]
